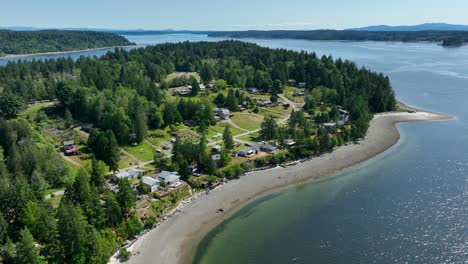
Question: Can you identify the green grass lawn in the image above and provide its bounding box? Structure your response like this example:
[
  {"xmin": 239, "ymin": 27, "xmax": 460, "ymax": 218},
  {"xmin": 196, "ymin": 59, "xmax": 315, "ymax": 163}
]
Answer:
[
  {"xmin": 282, "ymin": 86, "xmax": 306, "ymax": 103},
  {"xmin": 207, "ymin": 121, "xmax": 245, "ymax": 139},
  {"xmin": 230, "ymin": 112, "xmax": 263, "ymax": 131},
  {"xmin": 237, "ymin": 132, "xmax": 260, "ymax": 142},
  {"xmin": 258, "ymin": 105, "xmax": 291, "ymax": 120},
  {"xmin": 118, "ymin": 153, "xmax": 138, "ymax": 170},
  {"xmin": 124, "ymin": 140, "xmax": 156, "ymax": 162},
  {"xmin": 165, "ymin": 72, "xmax": 200, "ymax": 83}
]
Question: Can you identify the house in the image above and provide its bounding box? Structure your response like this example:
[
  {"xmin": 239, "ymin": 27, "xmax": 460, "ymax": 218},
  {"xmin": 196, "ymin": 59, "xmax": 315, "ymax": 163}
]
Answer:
[
  {"xmin": 238, "ymin": 147, "xmax": 259, "ymax": 157},
  {"xmin": 338, "ymin": 109, "xmax": 350, "ymax": 125},
  {"xmin": 293, "ymin": 91, "xmax": 306, "ymax": 97},
  {"xmin": 114, "ymin": 169, "xmax": 144, "ymax": 181},
  {"xmin": 81, "ymin": 124, "xmax": 93, "ymax": 133},
  {"xmin": 214, "ymin": 108, "xmax": 230, "ymax": 120},
  {"xmin": 323, "ymin": 122, "xmax": 337, "ymax": 131},
  {"xmin": 142, "ymin": 176, "xmax": 160, "ymax": 192},
  {"xmin": 212, "ymin": 145, "xmax": 222, "ymax": 152},
  {"xmin": 248, "ymin": 87, "xmax": 260, "ymax": 94},
  {"xmin": 63, "ymin": 140, "xmax": 78, "ymax": 155},
  {"xmin": 200, "ymin": 84, "xmax": 206, "ymax": 91},
  {"xmin": 256, "ymin": 100, "xmax": 272, "ymax": 107},
  {"xmin": 297, "ymin": 82, "xmax": 306, "ymax": 88},
  {"xmin": 159, "ymin": 171, "xmax": 181, "ymax": 187},
  {"xmin": 260, "ymin": 143, "xmax": 278, "ymax": 154},
  {"xmin": 285, "ymin": 139, "xmax": 296, "ymax": 146}
]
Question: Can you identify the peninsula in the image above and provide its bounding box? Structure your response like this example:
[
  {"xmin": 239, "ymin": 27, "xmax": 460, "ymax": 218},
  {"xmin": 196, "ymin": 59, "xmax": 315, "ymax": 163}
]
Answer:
[
  {"xmin": 0, "ymin": 29, "xmax": 134, "ymax": 57},
  {"xmin": 208, "ymin": 30, "xmax": 468, "ymax": 47}
]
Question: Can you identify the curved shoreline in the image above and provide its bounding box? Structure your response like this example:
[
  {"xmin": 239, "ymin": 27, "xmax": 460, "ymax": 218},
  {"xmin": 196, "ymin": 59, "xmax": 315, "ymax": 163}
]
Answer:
[
  {"xmin": 126, "ymin": 110, "xmax": 450, "ymax": 264},
  {"xmin": 0, "ymin": 44, "xmax": 141, "ymax": 60}
]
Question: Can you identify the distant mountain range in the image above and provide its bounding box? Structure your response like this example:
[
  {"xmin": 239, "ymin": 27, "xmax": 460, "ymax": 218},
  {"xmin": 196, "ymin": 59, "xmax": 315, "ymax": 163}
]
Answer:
[
  {"xmin": 348, "ymin": 23, "xmax": 468, "ymax": 31},
  {"xmin": 3, "ymin": 23, "xmax": 468, "ymax": 33}
]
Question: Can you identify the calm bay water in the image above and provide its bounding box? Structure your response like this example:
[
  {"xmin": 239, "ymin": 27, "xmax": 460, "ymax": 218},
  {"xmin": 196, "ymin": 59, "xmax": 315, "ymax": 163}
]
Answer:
[{"xmin": 1, "ymin": 34, "xmax": 467, "ymax": 263}]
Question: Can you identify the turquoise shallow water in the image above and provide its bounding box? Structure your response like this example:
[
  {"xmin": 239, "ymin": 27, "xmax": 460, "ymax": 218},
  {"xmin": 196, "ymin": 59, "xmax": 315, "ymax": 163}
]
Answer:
[{"xmin": 1, "ymin": 34, "xmax": 467, "ymax": 263}]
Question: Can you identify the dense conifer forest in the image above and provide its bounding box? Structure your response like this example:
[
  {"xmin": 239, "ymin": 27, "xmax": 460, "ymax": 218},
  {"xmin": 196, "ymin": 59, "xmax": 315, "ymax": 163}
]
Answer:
[{"xmin": 0, "ymin": 30, "xmax": 134, "ymax": 56}]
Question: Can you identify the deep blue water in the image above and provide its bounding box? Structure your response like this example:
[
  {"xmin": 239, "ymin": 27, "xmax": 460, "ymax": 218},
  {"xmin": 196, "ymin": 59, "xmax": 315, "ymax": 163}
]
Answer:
[{"xmin": 1, "ymin": 34, "xmax": 467, "ymax": 263}]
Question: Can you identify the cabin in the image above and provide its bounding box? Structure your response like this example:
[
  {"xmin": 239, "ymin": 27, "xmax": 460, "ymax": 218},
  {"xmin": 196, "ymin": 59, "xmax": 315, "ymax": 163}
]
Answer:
[
  {"xmin": 248, "ymin": 87, "xmax": 260, "ymax": 94},
  {"xmin": 293, "ymin": 91, "xmax": 306, "ymax": 97},
  {"xmin": 323, "ymin": 122, "xmax": 337, "ymax": 131},
  {"xmin": 81, "ymin": 124, "xmax": 93, "ymax": 133},
  {"xmin": 159, "ymin": 171, "xmax": 181, "ymax": 187},
  {"xmin": 260, "ymin": 143, "xmax": 278, "ymax": 154},
  {"xmin": 338, "ymin": 109, "xmax": 350, "ymax": 125},
  {"xmin": 142, "ymin": 176, "xmax": 160, "ymax": 192},
  {"xmin": 214, "ymin": 108, "xmax": 230, "ymax": 120},
  {"xmin": 63, "ymin": 140, "xmax": 78, "ymax": 155},
  {"xmin": 297, "ymin": 82, "xmax": 306, "ymax": 88},
  {"xmin": 212, "ymin": 145, "xmax": 222, "ymax": 152},
  {"xmin": 238, "ymin": 147, "xmax": 259, "ymax": 157},
  {"xmin": 113, "ymin": 168, "xmax": 144, "ymax": 181}
]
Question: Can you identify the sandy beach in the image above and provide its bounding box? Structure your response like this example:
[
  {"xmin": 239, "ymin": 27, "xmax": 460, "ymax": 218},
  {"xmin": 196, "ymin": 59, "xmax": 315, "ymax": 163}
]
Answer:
[{"xmin": 124, "ymin": 110, "xmax": 450, "ymax": 264}]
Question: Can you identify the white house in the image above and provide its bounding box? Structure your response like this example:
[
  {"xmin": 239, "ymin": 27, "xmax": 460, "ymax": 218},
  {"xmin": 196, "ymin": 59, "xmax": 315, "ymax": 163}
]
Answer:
[
  {"xmin": 159, "ymin": 171, "xmax": 181, "ymax": 187},
  {"xmin": 114, "ymin": 169, "xmax": 144, "ymax": 181},
  {"xmin": 338, "ymin": 109, "xmax": 350, "ymax": 125},
  {"xmin": 142, "ymin": 176, "xmax": 160, "ymax": 192},
  {"xmin": 214, "ymin": 108, "xmax": 230, "ymax": 120}
]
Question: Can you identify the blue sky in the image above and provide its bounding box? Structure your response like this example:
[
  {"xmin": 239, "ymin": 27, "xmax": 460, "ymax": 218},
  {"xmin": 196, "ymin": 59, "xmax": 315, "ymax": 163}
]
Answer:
[{"xmin": 2, "ymin": 0, "xmax": 468, "ymax": 30}]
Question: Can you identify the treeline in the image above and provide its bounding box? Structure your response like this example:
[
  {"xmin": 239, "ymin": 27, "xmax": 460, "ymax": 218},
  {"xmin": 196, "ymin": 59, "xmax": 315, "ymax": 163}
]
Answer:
[
  {"xmin": 0, "ymin": 30, "xmax": 134, "ymax": 56},
  {"xmin": 208, "ymin": 30, "xmax": 468, "ymax": 46}
]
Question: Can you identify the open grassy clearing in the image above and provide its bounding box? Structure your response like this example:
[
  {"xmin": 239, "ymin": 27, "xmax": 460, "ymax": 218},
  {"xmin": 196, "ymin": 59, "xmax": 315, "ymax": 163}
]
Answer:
[
  {"xmin": 124, "ymin": 140, "xmax": 156, "ymax": 162},
  {"xmin": 230, "ymin": 112, "xmax": 263, "ymax": 131},
  {"xmin": 165, "ymin": 72, "xmax": 200, "ymax": 83},
  {"xmin": 258, "ymin": 105, "xmax": 292, "ymax": 120},
  {"xmin": 207, "ymin": 121, "xmax": 245, "ymax": 139}
]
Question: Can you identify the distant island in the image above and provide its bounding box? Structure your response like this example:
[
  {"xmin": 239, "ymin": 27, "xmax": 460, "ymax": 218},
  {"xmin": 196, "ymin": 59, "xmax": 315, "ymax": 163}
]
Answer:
[
  {"xmin": 348, "ymin": 22, "xmax": 468, "ymax": 32},
  {"xmin": 208, "ymin": 30, "xmax": 468, "ymax": 47},
  {"xmin": 0, "ymin": 30, "xmax": 134, "ymax": 57}
]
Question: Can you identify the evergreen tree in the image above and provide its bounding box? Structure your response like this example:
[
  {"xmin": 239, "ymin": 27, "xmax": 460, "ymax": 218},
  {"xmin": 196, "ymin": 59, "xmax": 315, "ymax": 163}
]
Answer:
[
  {"xmin": 117, "ymin": 179, "xmax": 136, "ymax": 216},
  {"xmin": 223, "ymin": 125, "xmax": 234, "ymax": 150},
  {"xmin": 190, "ymin": 77, "xmax": 200, "ymax": 96},
  {"xmin": 16, "ymin": 228, "xmax": 47, "ymax": 264},
  {"xmin": 260, "ymin": 116, "xmax": 278, "ymax": 140},
  {"xmin": 90, "ymin": 157, "xmax": 107, "ymax": 191},
  {"xmin": 64, "ymin": 108, "xmax": 73, "ymax": 128}
]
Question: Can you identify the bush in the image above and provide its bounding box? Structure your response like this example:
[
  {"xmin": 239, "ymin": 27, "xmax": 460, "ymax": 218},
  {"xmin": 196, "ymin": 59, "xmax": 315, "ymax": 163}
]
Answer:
[
  {"xmin": 119, "ymin": 248, "xmax": 131, "ymax": 261},
  {"xmin": 144, "ymin": 216, "xmax": 157, "ymax": 229}
]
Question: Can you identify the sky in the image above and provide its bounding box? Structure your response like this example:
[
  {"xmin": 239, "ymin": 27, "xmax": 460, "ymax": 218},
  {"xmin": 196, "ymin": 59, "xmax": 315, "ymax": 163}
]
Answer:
[{"xmin": 1, "ymin": 0, "xmax": 468, "ymax": 30}]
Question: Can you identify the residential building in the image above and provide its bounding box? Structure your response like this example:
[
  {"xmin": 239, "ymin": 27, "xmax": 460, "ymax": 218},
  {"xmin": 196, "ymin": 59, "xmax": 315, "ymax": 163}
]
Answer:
[
  {"xmin": 214, "ymin": 108, "xmax": 230, "ymax": 120},
  {"xmin": 142, "ymin": 176, "xmax": 160, "ymax": 192},
  {"xmin": 323, "ymin": 122, "xmax": 337, "ymax": 131},
  {"xmin": 159, "ymin": 171, "xmax": 181, "ymax": 187},
  {"xmin": 338, "ymin": 109, "xmax": 350, "ymax": 125},
  {"xmin": 114, "ymin": 169, "xmax": 144, "ymax": 181},
  {"xmin": 260, "ymin": 143, "xmax": 278, "ymax": 154},
  {"xmin": 238, "ymin": 147, "xmax": 259, "ymax": 157},
  {"xmin": 248, "ymin": 87, "xmax": 260, "ymax": 94},
  {"xmin": 297, "ymin": 82, "xmax": 306, "ymax": 88},
  {"xmin": 63, "ymin": 140, "xmax": 78, "ymax": 155}
]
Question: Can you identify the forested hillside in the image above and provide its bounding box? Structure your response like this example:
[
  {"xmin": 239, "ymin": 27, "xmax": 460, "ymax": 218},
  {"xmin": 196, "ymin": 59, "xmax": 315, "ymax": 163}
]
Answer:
[
  {"xmin": 0, "ymin": 41, "xmax": 396, "ymax": 263},
  {"xmin": 0, "ymin": 30, "xmax": 134, "ymax": 56},
  {"xmin": 209, "ymin": 30, "xmax": 468, "ymax": 46}
]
